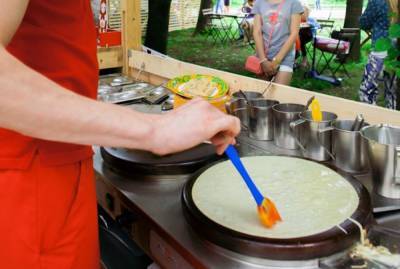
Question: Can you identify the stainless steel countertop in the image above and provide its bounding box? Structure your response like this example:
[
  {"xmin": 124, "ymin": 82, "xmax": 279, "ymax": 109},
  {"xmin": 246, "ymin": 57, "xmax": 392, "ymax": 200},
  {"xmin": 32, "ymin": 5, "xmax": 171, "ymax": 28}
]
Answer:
[{"xmin": 94, "ymin": 132, "xmax": 400, "ymax": 268}]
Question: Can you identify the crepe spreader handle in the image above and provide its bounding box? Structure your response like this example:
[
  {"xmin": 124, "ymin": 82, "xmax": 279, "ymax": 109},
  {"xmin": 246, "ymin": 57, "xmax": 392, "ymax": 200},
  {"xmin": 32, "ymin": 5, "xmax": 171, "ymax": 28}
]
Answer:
[{"xmin": 225, "ymin": 145, "xmax": 264, "ymax": 206}]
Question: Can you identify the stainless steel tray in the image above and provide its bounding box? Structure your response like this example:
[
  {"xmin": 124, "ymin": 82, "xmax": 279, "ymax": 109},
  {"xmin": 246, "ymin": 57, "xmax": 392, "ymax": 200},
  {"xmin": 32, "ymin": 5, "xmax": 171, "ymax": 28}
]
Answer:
[{"xmin": 100, "ymin": 90, "xmax": 146, "ymax": 104}]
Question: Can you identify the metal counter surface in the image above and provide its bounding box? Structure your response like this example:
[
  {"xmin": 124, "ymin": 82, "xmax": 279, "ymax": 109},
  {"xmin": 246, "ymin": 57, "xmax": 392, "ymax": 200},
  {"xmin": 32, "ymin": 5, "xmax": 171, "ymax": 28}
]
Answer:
[{"xmin": 94, "ymin": 133, "xmax": 400, "ymax": 268}]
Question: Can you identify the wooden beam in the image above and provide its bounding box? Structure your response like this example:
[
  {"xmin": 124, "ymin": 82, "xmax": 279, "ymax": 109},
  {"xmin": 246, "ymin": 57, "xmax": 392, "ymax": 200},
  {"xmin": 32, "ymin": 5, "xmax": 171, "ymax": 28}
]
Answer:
[
  {"xmin": 97, "ymin": 46, "xmax": 123, "ymax": 69},
  {"xmin": 121, "ymin": 0, "xmax": 141, "ymax": 74},
  {"xmin": 129, "ymin": 50, "xmax": 400, "ymax": 126}
]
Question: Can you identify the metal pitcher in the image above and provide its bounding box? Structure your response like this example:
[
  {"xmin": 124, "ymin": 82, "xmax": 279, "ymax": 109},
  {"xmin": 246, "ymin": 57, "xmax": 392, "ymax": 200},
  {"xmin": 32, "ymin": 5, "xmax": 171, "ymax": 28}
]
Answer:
[
  {"xmin": 361, "ymin": 124, "xmax": 400, "ymax": 199},
  {"xmin": 248, "ymin": 99, "xmax": 279, "ymax": 141},
  {"xmin": 231, "ymin": 91, "xmax": 263, "ymax": 100},
  {"xmin": 226, "ymin": 92, "xmax": 264, "ymax": 128},
  {"xmin": 228, "ymin": 98, "xmax": 249, "ymax": 129},
  {"xmin": 290, "ymin": 111, "xmax": 337, "ymax": 161},
  {"xmin": 272, "ymin": 103, "xmax": 306, "ymax": 149},
  {"xmin": 319, "ymin": 120, "xmax": 369, "ymax": 173}
]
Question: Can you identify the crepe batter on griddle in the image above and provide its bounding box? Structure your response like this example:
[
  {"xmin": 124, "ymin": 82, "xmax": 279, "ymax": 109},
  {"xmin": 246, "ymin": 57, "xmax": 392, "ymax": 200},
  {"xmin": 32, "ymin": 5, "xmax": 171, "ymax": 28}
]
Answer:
[{"xmin": 192, "ymin": 156, "xmax": 358, "ymax": 239}]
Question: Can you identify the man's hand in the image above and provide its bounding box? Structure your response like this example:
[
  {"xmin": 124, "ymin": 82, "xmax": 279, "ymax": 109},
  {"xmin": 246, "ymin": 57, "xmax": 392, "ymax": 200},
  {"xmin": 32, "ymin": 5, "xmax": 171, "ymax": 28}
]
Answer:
[{"xmin": 150, "ymin": 98, "xmax": 241, "ymax": 156}]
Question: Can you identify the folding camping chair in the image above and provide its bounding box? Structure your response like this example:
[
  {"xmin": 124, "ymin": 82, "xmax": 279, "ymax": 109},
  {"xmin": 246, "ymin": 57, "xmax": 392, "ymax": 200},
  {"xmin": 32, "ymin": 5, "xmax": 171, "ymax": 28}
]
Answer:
[
  {"xmin": 317, "ymin": 28, "xmax": 359, "ymax": 78},
  {"xmin": 307, "ymin": 28, "xmax": 359, "ymax": 85},
  {"xmin": 238, "ymin": 6, "xmax": 255, "ymax": 48},
  {"xmin": 316, "ymin": 19, "xmax": 335, "ymax": 36},
  {"xmin": 202, "ymin": 8, "xmax": 227, "ymax": 44},
  {"xmin": 240, "ymin": 16, "xmax": 255, "ymax": 49}
]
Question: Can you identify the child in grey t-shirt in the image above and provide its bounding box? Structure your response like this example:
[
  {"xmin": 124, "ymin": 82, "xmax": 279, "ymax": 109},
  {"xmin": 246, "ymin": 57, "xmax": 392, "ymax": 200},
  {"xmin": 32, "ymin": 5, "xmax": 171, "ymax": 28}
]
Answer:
[{"xmin": 252, "ymin": 0, "xmax": 303, "ymax": 85}]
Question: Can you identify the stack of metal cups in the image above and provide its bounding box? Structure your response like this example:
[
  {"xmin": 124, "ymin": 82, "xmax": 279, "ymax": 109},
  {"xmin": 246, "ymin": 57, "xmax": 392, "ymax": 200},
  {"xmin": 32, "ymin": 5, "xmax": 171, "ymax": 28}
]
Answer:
[
  {"xmin": 361, "ymin": 124, "xmax": 400, "ymax": 199},
  {"xmin": 227, "ymin": 91, "xmax": 279, "ymax": 141}
]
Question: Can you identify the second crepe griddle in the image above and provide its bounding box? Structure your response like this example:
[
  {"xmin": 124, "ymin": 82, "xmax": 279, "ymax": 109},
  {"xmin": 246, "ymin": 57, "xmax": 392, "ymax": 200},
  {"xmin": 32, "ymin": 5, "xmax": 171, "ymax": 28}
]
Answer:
[{"xmin": 101, "ymin": 143, "xmax": 220, "ymax": 175}]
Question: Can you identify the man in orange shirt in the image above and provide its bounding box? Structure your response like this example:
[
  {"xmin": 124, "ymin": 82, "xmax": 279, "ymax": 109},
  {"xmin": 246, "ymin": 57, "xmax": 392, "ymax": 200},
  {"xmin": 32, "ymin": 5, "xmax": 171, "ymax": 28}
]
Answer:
[{"xmin": 0, "ymin": 1, "xmax": 240, "ymax": 268}]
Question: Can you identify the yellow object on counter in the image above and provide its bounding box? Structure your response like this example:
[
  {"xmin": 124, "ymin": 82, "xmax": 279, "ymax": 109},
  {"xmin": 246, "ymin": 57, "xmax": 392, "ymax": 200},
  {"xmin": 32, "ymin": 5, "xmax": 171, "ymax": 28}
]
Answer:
[
  {"xmin": 310, "ymin": 99, "xmax": 323, "ymax": 122},
  {"xmin": 167, "ymin": 74, "xmax": 230, "ymax": 113},
  {"xmin": 173, "ymin": 94, "xmax": 228, "ymax": 113},
  {"xmin": 166, "ymin": 74, "xmax": 229, "ymax": 100}
]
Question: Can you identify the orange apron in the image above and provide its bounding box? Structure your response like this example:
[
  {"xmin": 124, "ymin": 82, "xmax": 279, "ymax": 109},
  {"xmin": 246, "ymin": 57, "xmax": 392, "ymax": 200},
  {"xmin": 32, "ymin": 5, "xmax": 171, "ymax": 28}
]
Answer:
[
  {"xmin": 1, "ymin": 0, "xmax": 99, "ymax": 268},
  {"xmin": 0, "ymin": 157, "xmax": 99, "ymax": 269}
]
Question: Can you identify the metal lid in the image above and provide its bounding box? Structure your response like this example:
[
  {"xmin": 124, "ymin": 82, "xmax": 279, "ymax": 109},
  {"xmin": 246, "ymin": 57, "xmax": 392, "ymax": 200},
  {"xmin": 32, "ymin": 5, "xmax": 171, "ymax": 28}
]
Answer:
[{"xmin": 101, "ymin": 144, "xmax": 220, "ymax": 176}]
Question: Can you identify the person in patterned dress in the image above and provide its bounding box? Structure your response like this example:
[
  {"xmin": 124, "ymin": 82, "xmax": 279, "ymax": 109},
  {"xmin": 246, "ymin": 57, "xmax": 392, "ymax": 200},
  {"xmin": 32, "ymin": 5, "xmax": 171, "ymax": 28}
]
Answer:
[{"xmin": 359, "ymin": 0, "xmax": 398, "ymax": 109}]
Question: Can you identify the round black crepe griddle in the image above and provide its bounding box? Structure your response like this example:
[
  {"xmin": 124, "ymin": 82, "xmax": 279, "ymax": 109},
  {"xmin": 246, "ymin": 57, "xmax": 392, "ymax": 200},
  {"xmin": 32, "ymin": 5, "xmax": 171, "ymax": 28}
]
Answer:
[
  {"xmin": 100, "ymin": 143, "xmax": 220, "ymax": 175},
  {"xmin": 182, "ymin": 158, "xmax": 374, "ymax": 260}
]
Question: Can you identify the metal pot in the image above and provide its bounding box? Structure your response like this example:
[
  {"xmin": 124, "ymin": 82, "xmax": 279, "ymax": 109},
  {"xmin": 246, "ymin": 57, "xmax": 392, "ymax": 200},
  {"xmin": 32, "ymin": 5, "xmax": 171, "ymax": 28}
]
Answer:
[
  {"xmin": 319, "ymin": 120, "xmax": 369, "ymax": 173},
  {"xmin": 226, "ymin": 91, "xmax": 264, "ymax": 116},
  {"xmin": 248, "ymin": 99, "xmax": 279, "ymax": 140},
  {"xmin": 361, "ymin": 124, "xmax": 400, "ymax": 199},
  {"xmin": 231, "ymin": 91, "xmax": 263, "ymax": 100},
  {"xmin": 290, "ymin": 111, "xmax": 338, "ymax": 161},
  {"xmin": 227, "ymin": 99, "xmax": 249, "ymax": 129},
  {"xmin": 272, "ymin": 103, "xmax": 306, "ymax": 149}
]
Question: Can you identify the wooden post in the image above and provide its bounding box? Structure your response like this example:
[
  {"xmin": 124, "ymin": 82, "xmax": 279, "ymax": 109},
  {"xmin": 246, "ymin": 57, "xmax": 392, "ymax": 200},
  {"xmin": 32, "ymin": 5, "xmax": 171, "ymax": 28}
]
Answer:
[{"xmin": 121, "ymin": 0, "xmax": 141, "ymax": 74}]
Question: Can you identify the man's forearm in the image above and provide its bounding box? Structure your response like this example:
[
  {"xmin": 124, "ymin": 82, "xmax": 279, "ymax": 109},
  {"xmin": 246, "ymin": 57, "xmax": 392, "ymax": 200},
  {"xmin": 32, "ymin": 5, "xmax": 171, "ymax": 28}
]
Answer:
[{"xmin": 0, "ymin": 47, "xmax": 159, "ymax": 152}]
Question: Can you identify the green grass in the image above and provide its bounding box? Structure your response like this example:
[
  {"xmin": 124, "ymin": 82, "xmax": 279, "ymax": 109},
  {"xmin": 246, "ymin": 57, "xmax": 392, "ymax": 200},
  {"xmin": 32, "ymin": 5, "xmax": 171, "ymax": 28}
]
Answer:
[
  {"xmin": 230, "ymin": 0, "xmax": 350, "ymax": 8},
  {"xmin": 230, "ymin": 0, "xmax": 368, "ymax": 9},
  {"xmin": 168, "ymin": 28, "xmax": 373, "ymax": 103}
]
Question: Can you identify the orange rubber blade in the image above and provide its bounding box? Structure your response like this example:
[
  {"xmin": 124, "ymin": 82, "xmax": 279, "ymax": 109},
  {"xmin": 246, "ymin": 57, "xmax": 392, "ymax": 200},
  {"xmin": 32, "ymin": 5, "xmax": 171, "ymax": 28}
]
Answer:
[
  {"xmin": 257, "ymin": 198, "xmax": 282, "ymax": 228},
  {"xmin": 310, "ymin": 98, "xmax": 323, "ymax": 122}
]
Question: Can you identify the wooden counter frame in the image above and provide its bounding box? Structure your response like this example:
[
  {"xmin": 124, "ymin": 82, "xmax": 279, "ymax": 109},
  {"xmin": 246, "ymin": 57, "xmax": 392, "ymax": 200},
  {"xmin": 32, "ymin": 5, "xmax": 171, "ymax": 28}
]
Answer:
[
  {"xmin": 128, "ymin": 50, "xmax": 400, "ymax": 126},
  {"xmin": 97, "ymin": 0, "xmax": 141, "ymax": 72}
]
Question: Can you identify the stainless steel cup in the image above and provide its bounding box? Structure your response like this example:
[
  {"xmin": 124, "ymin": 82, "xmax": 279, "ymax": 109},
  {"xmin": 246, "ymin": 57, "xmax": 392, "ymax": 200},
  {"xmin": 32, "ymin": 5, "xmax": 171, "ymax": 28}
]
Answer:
[
  {"xmin": 319, "ymin": 120, "xmax": 369, "ymax": 173},
  {"xmin": 231, "ymin": 91, "xmax": 263, "ymax": 100},
  {"xmin": 248, "ymin": 99, "xmax": 279, "ymax": 140},
  {"xmin": 229, "ymin": 99, "xmax": 249, "ymax": 129},
  {"xmin": 361, "ymin": 124, "xmax": 400, "ymax": 199},
  {"xmin": 232, "ymin": 108, "xmax": 249, "ymax": 129},
  {"xmin": 272, "ymin": 103, "xmax": 306, "ymax": 149},
  {"xmin": 228, "ymin": 96, "xmax": 268, "ymax": 130},
  {"xmin": 290, "ymin": 111, "xmax": 338, "ymax": 161}
]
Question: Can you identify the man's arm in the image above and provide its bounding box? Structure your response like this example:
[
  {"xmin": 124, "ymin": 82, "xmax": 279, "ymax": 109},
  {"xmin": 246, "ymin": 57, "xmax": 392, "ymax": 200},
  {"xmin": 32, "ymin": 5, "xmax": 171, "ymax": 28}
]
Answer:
[{"xmin": 0, "ymin": 0, "xmax": 240, "ymax": 155}]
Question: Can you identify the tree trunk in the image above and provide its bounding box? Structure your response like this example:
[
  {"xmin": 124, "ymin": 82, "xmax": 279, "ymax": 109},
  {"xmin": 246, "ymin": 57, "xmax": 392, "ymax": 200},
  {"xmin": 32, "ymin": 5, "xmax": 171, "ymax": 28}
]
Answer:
[
  {"xmin": 194, "ymin": 0, "xmax": 213, "ymax": 35},
  {"xmin": 344, "ymin": 0, "xmax": 363, "ymax": 61},
  {"xmin": 144, "ymin": 0, "xmax": 172, "ymax": 54}
]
